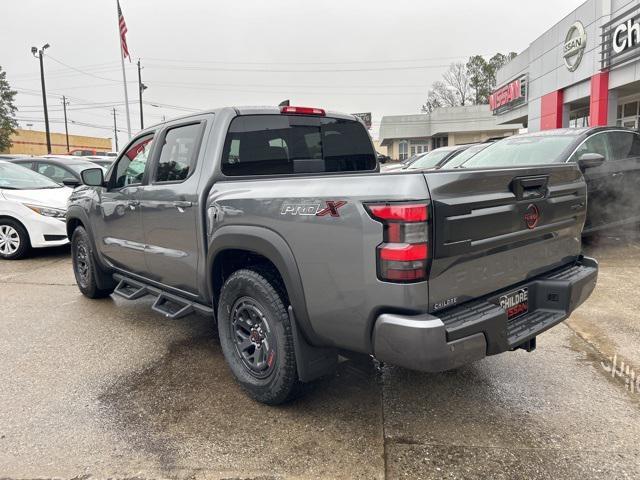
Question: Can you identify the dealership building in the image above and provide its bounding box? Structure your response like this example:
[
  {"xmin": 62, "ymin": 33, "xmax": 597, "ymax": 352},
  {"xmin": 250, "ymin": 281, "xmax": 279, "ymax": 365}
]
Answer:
[
  {"xmin": 379, "ymin": 105, "xmax": 521, "ymax": 161},
  {"xmin": 492, "ymin": 0, "xmax": 640, "ymax": 131}
]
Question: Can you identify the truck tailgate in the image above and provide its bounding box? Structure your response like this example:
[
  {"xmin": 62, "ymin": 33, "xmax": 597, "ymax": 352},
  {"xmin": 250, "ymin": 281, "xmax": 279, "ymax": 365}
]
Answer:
[{"xmin": 424, "ymin": 164, "xmax": 587, "ymax": 312}]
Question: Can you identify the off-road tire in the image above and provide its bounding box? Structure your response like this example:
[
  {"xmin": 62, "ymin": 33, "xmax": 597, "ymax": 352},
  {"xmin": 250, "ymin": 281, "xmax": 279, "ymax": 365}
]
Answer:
[
  {"xmin": 71, "ymin": 226, "xmax": 114, "ymax": 299},
  {"xmin": 0, "ymin": 219, "xmax": 30, "ymax": 260},
  {"xmin": 218, "ymin": 268, "xmax": 301, "ymax": 405}
]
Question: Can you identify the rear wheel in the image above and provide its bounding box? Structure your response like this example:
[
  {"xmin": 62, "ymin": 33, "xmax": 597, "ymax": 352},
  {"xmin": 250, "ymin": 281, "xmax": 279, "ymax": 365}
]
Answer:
[
  {"xmin": 0, "ymin": 219, "xmax": 30, "ymax": 260},
  {"xmin": 217, "ymin": 268, "xmax": 301, "ymax": 405},
  {"xmin": 71, "ymin": 226, "xmax": 114, "ymax": 298}
]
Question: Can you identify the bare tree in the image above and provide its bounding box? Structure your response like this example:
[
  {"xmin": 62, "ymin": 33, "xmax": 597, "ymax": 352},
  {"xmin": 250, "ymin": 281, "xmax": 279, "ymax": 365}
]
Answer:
[
  {"xmin": 420, "ymin": 89, "xmax": 442, "ymax": 114},
  {"xmin": 422, "ymin": 53, "xmax": 517, "ymax": 111},
  {"xmin": 443, "ymin": 62, "xmax": 472, "ymax": 106},
  {"xmin": 421, "ymin": 63, "xmax": 472, "ymax": 113}
]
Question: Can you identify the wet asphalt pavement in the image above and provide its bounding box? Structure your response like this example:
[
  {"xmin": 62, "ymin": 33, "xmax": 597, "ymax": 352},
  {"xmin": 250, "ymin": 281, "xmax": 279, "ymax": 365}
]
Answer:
[{"xmin": 1, "ymin": 234, "xmax": 640, "ymax": 479}]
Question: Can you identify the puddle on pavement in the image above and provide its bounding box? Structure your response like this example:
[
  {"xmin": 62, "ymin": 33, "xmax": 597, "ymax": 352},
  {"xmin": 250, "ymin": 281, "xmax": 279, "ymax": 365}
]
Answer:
[
  {"xmin": 567, "ymin": 333, "xmax": 640, "ymax": 403},
  {"xmin": 97, "ymin": 322, "xmax": 384, "ymax": 476}
]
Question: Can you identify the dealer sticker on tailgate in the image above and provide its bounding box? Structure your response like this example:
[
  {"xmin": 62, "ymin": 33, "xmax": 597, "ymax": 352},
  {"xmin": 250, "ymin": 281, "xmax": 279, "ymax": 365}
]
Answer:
[{"xmin": 499, "ymin": 288, "xmax": 529, "ymax": 320}]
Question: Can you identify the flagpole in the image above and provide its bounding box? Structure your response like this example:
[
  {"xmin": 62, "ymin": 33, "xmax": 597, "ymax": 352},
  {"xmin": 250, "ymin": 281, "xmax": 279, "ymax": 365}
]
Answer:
[{"xmin": 117, "ymin": 0, "xmax": 132, "ymax": 139}]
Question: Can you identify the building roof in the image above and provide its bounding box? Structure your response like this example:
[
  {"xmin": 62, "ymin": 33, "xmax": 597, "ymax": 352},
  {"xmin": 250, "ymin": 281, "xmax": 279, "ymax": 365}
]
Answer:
[{"xmin": 378, "ymin": 105, "xmax": 522, "ymax": 145}]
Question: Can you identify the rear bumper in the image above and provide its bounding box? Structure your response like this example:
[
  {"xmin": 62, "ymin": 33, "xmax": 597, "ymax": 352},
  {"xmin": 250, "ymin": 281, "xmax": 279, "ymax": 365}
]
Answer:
[{"xmin": 372, "ymin": 256, "xmax": 598, "ymax": 372}]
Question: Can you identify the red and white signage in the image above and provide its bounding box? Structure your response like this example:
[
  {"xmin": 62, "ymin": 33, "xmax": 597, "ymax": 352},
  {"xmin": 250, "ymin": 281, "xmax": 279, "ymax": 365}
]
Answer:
[{"xmin": 489, "ymin": 78, "xmax": 524, "ymax": 112}]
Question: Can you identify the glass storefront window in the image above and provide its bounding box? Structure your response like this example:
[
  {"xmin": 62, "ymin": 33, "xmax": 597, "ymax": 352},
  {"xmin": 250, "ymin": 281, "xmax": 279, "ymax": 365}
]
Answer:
[
  {"xmin": 624, "ymin": 102, "xmax": 638, "ymax": 118},
  {"xmin": 569, "ymin": 107, "xmax": 590, "ymax": 128},
  {"xmin": 617, "ymin": 100, "xmax": 640, "ymax": 131},
  {"xmin": 399, "ymin": 141, "xmax": 409, "ymax": 161}
]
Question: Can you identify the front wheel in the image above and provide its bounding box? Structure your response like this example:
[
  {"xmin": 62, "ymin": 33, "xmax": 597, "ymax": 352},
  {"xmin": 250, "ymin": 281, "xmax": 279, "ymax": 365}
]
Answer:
[
  {"xmin": 0, "ymin": 219, "xmax": 30, "ymax": 260},
  {"xmin": 71, "ymin": 226, "xmax": 114, "ymax": 298},
  {"xmin": 217, "ymin": 268, "xmax": 301, "ymax": 405}
]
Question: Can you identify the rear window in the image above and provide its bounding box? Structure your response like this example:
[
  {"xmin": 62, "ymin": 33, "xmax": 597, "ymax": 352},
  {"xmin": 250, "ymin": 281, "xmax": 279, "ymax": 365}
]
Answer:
[
  {"xmin": 407, "ymin": 148, "xmax": 456, "ymax": 170},
  {"xmin": 462, "ymin": 136, "xmax": 577, "ymax": 168},
  {"xmin": 221, "ymin": 115, "xmax": 377, "ymax": 176},
  {"xmin": 441, "ymin": 144, "xmax": 488, "ymax": 169}
]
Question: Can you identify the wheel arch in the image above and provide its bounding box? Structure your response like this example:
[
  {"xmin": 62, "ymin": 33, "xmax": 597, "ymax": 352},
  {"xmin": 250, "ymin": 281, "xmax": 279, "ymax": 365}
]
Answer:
[
  {"xmin": 207, "ymin": 226, "xmax": 321, "ymax": 346},
  {"xmin": 66, "ymin": 206, "xmax": 112, "ymax": 277}
]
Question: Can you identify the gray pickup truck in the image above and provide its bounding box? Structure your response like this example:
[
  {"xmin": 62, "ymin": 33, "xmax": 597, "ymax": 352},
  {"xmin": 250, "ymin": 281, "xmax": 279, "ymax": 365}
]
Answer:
[{"xmin": 66, "ymin": 105, "xmax": 598, "ymax": 404}]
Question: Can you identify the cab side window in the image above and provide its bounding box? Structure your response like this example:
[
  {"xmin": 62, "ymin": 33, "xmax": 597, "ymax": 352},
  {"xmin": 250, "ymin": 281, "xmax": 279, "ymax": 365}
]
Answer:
[
  {"xmin": 570, "ymin": 134, "xmax": 609, "ymax": 162},
  {"xmin": 154, "ymin": 123, "xmax": 202, "ymax": 183},
  {"xmin": 607, "ymin": 131, "xmax": 640, "ymax": 160},
  {"xmin": 113, "ymin": 134, "xmax": 154, "ymax": 188},
  {"xmin": 37, "ymin": 163, "xmax": 72, "ymax": 183}
]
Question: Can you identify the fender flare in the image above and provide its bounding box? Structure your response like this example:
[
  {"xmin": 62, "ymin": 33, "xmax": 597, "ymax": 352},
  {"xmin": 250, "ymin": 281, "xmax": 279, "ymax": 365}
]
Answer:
[
  {"xmin": 66, "ymin": 205, "xmax": 95, "ymax": 247},
  {"xmin": 206, "ymin": 225, "xmax": 323, "ymax": 347}
]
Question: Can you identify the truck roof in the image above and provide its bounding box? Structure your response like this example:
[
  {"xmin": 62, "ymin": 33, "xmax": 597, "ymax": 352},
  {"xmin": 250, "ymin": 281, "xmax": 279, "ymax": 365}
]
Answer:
[{"xmin": 144, "ymin": 106, "xmax": 359, "ymax": 131}]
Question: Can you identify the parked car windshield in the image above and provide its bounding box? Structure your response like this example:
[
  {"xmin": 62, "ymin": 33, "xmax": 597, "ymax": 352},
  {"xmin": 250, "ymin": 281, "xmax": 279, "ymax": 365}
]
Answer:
[
  {"xmin": 406, "ymin": 148, "xmax": 456, "ymax": 170},
  {"xmin": 441, "ymin": 144, "xmax": 489, "ymax": 169},
  {"xmin": 462, "ymin": 135, "xmax": 576, "ymax": 168},
  {"xmin": 0, "ymin": 162, "xmax": 62, "ymax": 190}
]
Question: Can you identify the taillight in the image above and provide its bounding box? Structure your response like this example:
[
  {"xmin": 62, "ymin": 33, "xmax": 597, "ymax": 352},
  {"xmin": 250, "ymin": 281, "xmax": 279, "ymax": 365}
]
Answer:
[
  {"xmin": 280, "ymin": 106, "xmax": 326, "ymax": 116},
  {"xmin": 366, "ymin": 202, "xmax": 430, "ymax": 283}
]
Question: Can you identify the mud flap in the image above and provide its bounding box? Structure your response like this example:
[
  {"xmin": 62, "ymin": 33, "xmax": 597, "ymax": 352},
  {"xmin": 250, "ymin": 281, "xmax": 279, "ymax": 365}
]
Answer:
[{"xmin": 288, "ymin": 306, "xmax": 338, "ymax": 382}]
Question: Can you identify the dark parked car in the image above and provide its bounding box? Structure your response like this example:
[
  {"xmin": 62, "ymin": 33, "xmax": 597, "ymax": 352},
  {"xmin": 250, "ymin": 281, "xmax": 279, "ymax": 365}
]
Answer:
[
  {"xmin": 462, "ymin": 127, "xmax": 640, "ymax": 234},
  {"xmin": 405, "ymin": 144, "xmax": 471, "ymax": 171},
  {"xmin": 6, "ymin": 156, "xmax": 104, "ymax": 187},
  {"xmin": 376, "ymin": 152, "xmax": 391, "ymax": 164},
  {"xmin": 437, "ymin": 142, "xmax": 494, "ymax": 169}
]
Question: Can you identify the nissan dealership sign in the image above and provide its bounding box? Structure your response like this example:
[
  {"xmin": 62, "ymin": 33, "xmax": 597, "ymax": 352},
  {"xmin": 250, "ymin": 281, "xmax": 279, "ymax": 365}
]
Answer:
[
  {"xmin": 563, "ymin": 22, "xmax": 587, "ymax": 72},
  {"xmin": 602, "ymin": 3, "xmax": 640, "ymax": 70},
  {"xmin": 489, "ymin": 75, "xmax": 528, "ymax": 115}
]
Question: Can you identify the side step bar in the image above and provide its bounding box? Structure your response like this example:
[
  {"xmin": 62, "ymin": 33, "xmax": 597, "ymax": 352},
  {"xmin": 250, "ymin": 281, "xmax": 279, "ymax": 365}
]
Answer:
[
  {"xmin": 113, "ymin": 273, "xmax": 214, "ymax": 320},
  {"xmin": 114, "ymin": 277, "xmax": 148, "ymax": 300}
]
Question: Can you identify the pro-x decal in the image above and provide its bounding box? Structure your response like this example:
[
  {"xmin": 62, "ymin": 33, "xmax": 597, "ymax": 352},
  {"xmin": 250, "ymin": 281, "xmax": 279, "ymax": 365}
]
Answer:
[{"xmin": 280, "ymin": 200, "xmax": 347, "ymax": 217}]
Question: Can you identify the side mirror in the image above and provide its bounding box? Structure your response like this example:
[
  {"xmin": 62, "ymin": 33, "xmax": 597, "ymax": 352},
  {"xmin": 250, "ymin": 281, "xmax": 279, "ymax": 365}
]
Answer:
[
  {"xmin": 81, "ymin": 167, "xmax": 105, "ymax": 187},
  {"xmin": 578, "ymin": 153, "xmax": 605, "ymax": 170},
  {"xmin": 62, "ymin": 177, "xmax": 80, "ymax": 188}
]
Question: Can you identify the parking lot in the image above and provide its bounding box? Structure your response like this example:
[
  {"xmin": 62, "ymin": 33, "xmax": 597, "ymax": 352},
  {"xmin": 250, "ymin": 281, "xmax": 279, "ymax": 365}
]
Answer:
[{"xmin": 1, "ymin": 233, "xmax": 639, "ymax": 479}]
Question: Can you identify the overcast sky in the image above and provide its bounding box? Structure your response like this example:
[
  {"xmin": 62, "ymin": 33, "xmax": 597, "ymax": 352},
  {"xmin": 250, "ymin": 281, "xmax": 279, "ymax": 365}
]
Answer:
[{"xmin": 2, "ymin": 0, "xmax": 585, "ymax": 145}]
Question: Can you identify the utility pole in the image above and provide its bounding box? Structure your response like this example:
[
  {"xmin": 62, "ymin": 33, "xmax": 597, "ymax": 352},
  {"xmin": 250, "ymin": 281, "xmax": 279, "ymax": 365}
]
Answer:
[
  {"xmin": 113, "ymin": 108, "xmax": 119, "ymax": 151},
  {"xmin": 62, "ymin": 96, "xmax": 70, "ymax": 152},
  {"xmin": 137, "ymin": 59, "xmax": 147, "ymax": 130},
  {"xmin": 31, "ymin": 44, "xmax": 51, "ymax": 154}
]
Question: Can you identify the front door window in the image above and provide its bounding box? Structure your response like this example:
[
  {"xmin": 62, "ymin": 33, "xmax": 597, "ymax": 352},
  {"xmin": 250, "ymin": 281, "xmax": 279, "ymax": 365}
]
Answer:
[{"xmin": 113, "ymin": 134, "xmax": 154, "ymax": 188}]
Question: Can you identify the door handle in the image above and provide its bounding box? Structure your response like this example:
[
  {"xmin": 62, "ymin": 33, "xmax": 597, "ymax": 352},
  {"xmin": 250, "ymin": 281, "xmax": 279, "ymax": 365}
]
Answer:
[
  {"xmin": 173, "ymin": 200, "xmax": 193, "ymax": 210},
  {"xmin": 512, "ymin": 176, "xmax": 549, "ymax": 200}
]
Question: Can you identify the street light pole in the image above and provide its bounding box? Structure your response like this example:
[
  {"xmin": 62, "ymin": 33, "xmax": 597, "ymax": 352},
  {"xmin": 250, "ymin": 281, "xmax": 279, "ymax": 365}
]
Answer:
[
  {"xmin": 113, "ymin": 108, "xmax": 119, "ymax": 151},
  {"xmin": 62, "ymin": 96, "xmax": 70, "ymax": 152},
  {"xmin": 137, "ymin": 59, "xmax": 146, "ymax": 130},
  {"xmin": 32, "ymin": 44, "xmax": 51, "ymax": 154}
]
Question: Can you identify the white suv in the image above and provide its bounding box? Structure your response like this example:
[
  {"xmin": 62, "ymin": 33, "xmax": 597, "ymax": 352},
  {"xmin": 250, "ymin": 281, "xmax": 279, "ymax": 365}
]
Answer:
[{"xmin": 0, "ymin": 160, "xmax": 72, "ymax": 260}]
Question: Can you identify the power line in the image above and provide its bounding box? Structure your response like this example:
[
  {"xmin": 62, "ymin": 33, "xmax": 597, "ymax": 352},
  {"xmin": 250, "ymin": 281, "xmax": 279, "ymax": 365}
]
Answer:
[
  {"xmin": 15, "ymin": 116, "xmax": 128, "ymax": 133},
  {"xmin": 143, "ymin": 100, "xmax": 201, "ymax": 112},
  {"xmin": 9, "ymin": 61, "xmax": 123, "ymax": 79},
  {"xmin": 142, "ymin": 62, "xmax": 455, "ymax": 73},
  {"xmin": 145, "ymin": 82, "xmax": 425, "ymax": 96},
  {"xmin": 43, "ymin": 54, "xmax": 126, "ymax": 83},
  {"xmin": 142, "ymin": 53, "xmax": 484, "ymax": 66}
]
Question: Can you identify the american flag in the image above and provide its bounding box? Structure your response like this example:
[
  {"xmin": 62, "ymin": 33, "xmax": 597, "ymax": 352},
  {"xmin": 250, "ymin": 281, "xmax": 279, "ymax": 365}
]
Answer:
[{"xmin": 118, "ymin": 0, "xmax": 130, "ymax": 61}]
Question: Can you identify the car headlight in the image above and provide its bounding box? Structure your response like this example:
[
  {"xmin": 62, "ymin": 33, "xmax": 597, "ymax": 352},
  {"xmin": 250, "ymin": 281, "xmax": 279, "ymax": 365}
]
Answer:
[{"xmin": 24, "ymin": 204, "xmax": 66, "ymax": 219}]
